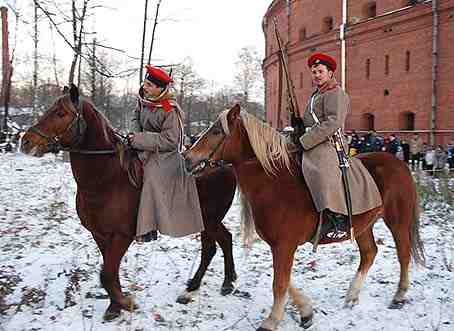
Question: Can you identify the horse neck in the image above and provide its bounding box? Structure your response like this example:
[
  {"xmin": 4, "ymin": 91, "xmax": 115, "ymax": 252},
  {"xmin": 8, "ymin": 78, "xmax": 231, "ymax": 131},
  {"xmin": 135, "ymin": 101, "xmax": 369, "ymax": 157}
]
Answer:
[
  {"xmin": 229, "ymin": 124, "xmax": 256, "ymax": 166},
  {"xmin": 69, "ymin": 103, "xmax": 120, "ymax": 188}
]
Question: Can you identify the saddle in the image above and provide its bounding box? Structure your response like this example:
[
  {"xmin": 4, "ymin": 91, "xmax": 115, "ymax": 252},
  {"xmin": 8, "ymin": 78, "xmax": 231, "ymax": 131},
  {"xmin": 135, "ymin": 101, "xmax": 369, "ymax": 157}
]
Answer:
[{"xmin": 117, "ymin": 143, "xmax": 143, "ymax": 189}]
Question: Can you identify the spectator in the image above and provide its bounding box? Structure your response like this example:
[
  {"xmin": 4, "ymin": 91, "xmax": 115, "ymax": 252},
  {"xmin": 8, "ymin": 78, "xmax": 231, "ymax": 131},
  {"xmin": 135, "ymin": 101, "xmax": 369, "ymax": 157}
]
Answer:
[
  {"xmin": 387, "ymin": 134, "xmax": 401, "ymax": 156},
  {"xmin": 401, "ymin": 139, "xmax": 410, "ymax": 163},
  {"xmin": 447, "ymin": 139, "xmax": 454, "ymax": 171},
  {"xmin": 433, "ymin": 145, "xmax": 448, "ymax": 175},
  {"xmin": 421, "ymin": 142, "xmax": 429, "ymax": 170},
  {"xmin": 409, "ymin": 133, "xmax": 423, "ymax": 170},
  {"xmin": 424, "ymin": 145, "xmax": 435, "ymax": 175}
]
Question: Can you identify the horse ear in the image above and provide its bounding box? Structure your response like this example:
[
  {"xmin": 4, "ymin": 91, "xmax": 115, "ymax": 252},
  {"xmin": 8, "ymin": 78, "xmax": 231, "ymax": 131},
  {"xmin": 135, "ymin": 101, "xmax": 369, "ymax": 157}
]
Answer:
[
  {"xmin": 229, "ymin": 104, "xmax": 241, "ymax": 121},
  {"xmin": 69, "ymin": 84, "xmax": 79, "ymax": 105},
  {"xmin": 62, "ymin": 86, "xmax": 69, "ymax": 95}
]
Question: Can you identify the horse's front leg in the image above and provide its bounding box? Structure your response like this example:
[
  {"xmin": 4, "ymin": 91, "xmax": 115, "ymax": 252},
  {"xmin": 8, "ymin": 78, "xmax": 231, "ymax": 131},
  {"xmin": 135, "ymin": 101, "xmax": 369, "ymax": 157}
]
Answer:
[
  {"xmin": 258, "ymin": 244, "xmax": 296, "ymax": 331},
  {"xmin": 99, "ymin": 234, "xmax": 136, "ymax": 321}
]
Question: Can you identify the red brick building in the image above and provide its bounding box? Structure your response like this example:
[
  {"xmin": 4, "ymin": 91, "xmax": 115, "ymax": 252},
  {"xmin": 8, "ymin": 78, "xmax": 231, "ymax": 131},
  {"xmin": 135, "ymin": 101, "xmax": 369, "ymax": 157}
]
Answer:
[{"xmin": 262, "ymin": 0, "xmax": 454, "ymax": 144}]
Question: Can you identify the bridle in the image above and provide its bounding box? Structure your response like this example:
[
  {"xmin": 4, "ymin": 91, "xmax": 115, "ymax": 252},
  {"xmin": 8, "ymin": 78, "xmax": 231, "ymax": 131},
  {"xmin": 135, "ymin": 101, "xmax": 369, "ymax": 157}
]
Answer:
[
  {"xmin": 188, "ymin": 122, "xmax": 230, "ymax": 174},
  {"xmin": 28, "ymin": 98, "xmax": 117, "ymax": 155}
]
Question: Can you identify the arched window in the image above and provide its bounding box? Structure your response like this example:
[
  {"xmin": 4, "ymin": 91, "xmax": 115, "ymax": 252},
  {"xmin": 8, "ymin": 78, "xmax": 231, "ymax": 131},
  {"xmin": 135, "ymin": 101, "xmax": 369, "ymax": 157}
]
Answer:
[
  {"xmin": 323, "ymin": 16, "xmax": 334, "ymax": 33},
  {"xmin": 404, "ymin": 112, "xmax": 415, "ymax": 130},
  {"xmin": 299, "ymin": 28, "xmax": 307, "ymax": 41},
  {"xmin": 405, "ymin": 51, "xmax": 410, "ymax": 72},
  {"xmin": 366, "ymin": 113, "xmax": 375, "ymax": 131},
  {"xmin": 363, "ymin": 2, "xmax": 377, "ymax": 18},
  {"xmin": 366, "ymin": 59, "xmax": 371, "ymax": 79},
  {"xmin": 299, "ymin": 72, "xmax": 304, "ymax": 88},
  {"xmin": 385, "ymin": 55, "xmax": 390, "ymax": 75}
]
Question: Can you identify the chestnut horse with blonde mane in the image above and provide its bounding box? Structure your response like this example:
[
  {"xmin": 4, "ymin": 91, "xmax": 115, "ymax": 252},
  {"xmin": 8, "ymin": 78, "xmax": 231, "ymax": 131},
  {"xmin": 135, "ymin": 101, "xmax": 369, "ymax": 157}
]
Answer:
[
  {"xmin": 20, "ymin": 85, "xmax": 238, "ymax": 321},
  {"xmin": 183, "ymin": 104, "xmax": 425, "ymax": 331}
]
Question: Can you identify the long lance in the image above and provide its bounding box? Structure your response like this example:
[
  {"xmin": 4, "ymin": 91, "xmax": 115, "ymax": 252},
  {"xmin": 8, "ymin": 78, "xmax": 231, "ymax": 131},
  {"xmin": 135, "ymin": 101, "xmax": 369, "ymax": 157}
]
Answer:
[{"xmin": 273, "ymin": 18, "xmax": 304, "ymax": 139}]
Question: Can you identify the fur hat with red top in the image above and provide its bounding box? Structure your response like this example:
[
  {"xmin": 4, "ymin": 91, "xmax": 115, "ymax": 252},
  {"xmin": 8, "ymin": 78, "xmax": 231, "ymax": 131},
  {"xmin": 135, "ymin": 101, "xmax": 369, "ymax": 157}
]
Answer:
[
  {"xmin": 307, "ymin": 53, "xmax": 337, "ymax": 72},
  {"xmin": 144, "ymin": 64, "xmax": 173, "ymax": 88}
]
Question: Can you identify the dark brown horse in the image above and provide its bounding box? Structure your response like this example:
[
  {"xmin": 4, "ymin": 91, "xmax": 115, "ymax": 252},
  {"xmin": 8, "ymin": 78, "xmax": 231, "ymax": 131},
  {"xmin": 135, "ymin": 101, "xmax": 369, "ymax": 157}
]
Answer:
[
  {"xmin": 20, "ymin": 85, "xmax": 238, "ymax": 320},
  {"xmin": 183, "ymin": 105, "xmax": 425, "ymax": 331}
]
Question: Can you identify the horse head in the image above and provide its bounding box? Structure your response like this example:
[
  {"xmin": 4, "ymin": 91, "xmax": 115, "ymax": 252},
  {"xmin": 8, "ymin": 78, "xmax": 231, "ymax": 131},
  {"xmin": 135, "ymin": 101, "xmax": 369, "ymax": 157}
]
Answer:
[
  {"xmin": 21, "ymin": 84, "xmax": 87, "ymax": 157},
  {"xmin": 183, "ymin": 104, "xmax": 247, "ymax": 176}
]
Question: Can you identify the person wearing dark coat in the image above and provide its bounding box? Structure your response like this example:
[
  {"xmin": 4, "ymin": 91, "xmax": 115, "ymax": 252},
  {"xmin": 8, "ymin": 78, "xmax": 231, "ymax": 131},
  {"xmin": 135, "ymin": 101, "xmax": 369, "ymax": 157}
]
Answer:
[{"xmin": 127, "ymin": 65, "xmax": 204, "ymax": 242}]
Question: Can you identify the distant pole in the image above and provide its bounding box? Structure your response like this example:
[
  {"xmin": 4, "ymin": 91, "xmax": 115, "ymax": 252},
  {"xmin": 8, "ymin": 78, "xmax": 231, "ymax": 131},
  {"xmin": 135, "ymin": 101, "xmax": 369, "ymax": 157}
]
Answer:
[
  {"xmin": 147, "ymin": 0, "xmax": 162, "ymax": 64},
  {"xmin": 139, "ymin": 0, "xmax": 149, "ymax": 84},
  {"xmin": 1, "ymin": 6, "xmax": 10, "ymax": 133},
  {"xmin": 33, "ymin": 1, "xmax": 38, "ymax": 121}
]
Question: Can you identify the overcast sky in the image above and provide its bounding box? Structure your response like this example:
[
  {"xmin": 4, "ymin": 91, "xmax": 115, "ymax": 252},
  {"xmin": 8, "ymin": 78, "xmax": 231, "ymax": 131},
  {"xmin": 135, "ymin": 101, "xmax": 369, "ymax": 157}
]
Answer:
[{"xmin": 3, "ymin": 0, "xmax": 271, "ymax": 90}]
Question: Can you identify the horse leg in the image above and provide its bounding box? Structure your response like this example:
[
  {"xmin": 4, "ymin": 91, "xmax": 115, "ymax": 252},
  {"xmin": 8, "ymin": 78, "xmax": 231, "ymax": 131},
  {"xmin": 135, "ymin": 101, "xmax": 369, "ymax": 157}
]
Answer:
[
  {"xmin": 288, "ymin": 281, "xmax": 314, "ymax": 329},
  {"xmin": 212, "ymin": 223, "xmax": 237, "ymax": 295},
  {"xmin": 383, "ymin": 210, "xmax": 412, "ymax": 309},
  {"xmin": 177, "ymin": 231, "xmax": 216, "ymax": 304},
  {"xmin": 258, "ymin": 244, "xmax": 296, "ymax": 331},
  {"xmin": 345, "ymin": 226, "xmax": 377, "ymax": 307},
  {"xmin": 101, "ymin": 234, "xmax": 136, "ymax": 321}
]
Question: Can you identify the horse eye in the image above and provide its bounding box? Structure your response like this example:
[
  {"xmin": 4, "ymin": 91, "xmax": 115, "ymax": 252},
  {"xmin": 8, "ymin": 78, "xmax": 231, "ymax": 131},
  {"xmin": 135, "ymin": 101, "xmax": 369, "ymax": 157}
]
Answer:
[{"xmin": 56, "ymin": 111, "xmax": 65, "ymax": 118}]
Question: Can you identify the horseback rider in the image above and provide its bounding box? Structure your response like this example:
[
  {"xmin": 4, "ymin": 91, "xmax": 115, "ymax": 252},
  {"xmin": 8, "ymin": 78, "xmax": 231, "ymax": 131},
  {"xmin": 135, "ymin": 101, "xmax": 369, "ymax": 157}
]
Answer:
[
  {"xmin": 127, "ymin": 65, "xmax": 204, "ymax": 242},
  {"xmin": 299, "ymin": 53, "xmax": 382, "ymax": 239}
]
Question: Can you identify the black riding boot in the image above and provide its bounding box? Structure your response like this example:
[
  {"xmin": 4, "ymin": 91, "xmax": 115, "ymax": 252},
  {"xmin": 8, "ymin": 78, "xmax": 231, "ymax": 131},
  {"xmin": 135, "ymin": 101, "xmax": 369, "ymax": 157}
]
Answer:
[
  {"xmin": 321, "ymin": 210, "xmax": 349, "ymax": 239},
  {"xmin": 136, "ymin": 230, "xmax": 158, "ymax": 242}
]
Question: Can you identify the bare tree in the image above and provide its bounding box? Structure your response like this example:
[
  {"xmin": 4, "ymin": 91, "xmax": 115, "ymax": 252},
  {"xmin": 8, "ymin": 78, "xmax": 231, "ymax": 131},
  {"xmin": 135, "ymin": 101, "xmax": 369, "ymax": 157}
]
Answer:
[{"xmin": 233, "ymin": 46, "xmax": 264, "ymax": 114}]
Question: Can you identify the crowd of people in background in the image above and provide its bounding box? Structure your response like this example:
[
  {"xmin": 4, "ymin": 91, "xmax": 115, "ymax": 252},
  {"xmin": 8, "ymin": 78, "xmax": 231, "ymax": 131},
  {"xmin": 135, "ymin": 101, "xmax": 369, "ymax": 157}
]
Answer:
[{"xmin": 347, "ymin": 130, "xmax": 454, "ymax": 175}]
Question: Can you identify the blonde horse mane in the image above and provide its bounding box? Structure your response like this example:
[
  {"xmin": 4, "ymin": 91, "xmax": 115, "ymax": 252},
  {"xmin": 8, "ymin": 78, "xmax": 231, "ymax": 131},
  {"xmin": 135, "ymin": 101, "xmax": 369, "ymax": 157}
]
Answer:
[{"xmin": 220, "ymin": 109, "xmax": 292, "ymax": 176}]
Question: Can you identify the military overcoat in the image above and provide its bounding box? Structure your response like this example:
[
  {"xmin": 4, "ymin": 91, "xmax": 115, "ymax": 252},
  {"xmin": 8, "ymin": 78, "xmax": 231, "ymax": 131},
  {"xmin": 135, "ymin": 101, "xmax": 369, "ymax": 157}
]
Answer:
[
  {"xmin": 299, "ymin": 84, "xmax": 382, "ymax": 215},
  {"xmin": 131, "ymin": 97, "xmax": 204, "ymax": 237}
]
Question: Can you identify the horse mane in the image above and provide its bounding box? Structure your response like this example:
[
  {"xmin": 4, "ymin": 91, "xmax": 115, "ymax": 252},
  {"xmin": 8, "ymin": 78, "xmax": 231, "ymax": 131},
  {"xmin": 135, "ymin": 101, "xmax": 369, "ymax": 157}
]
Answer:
[
  {"xmin": 220, "ymin": 109, "xmax": 292, "ymax": 176},
  {"xmin": 61, "ymin": 95, "xmax": 117, "ymax": 145}
]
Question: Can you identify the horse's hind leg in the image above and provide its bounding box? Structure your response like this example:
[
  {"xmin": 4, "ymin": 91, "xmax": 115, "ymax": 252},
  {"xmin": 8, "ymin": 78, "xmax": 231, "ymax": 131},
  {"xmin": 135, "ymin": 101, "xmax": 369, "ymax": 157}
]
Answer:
[
  {"xmin": 345, "ymin": 225, "xmax": 377, "ymax": 307},
  {"xmin": 177, "ymin": 231, "xmax": 216, "ymax": 304},
  {"xmin": 212, "ymin": 223, "xmax": 237, "ymax": 295},
  {"xmin": 258, "ymin": 243, "xmax": 296, "ymax": 331},
  {"xmin": 383, "ymin": 207, "xmax": 412, "ymax": 309},
  {"xmin": 100, "ymin": 234, "xmax": 136, "ymax": 320}
]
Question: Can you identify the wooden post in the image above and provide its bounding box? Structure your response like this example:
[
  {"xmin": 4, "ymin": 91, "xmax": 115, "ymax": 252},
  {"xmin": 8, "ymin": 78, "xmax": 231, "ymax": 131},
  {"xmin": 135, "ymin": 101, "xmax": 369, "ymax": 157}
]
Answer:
[{"xmin": 1, "ymin": 6, "xmax": 10, "ymax": 133}]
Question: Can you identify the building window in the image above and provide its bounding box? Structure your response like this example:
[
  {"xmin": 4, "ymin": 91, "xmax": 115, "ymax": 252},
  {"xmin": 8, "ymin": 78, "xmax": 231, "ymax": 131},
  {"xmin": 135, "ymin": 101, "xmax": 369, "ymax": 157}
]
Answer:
[
  {"xmin": 405, "ymin": 51, "xmax": 410, "ymax": 72},
  {"xmin": 299, "ymin": 72, "xmax": 304, "ymax": 88},
  {"xmin": 364, "ymin": 2, "xmax": 377, "ymax": 18},
  {"xmin": 366, "ymin": 113, "xmax": 375, "ymax": 131},
  {"xmin": 366, "ymin": 59, "xmax": 371, "ymax": 79},
  {"xmin": 385, "ymin": 55, "xmax": 390, "ymax": 75},
  {"xmin": 299, "ymin": 28, "xmax": 306, "ymax": 41},
  {"xmin": 384, "ymin": 89, "xmax": 390, "ymax": 96},
  {"xmin": 405, "ymin": 112, "xmax": 415, "ymax": 130},
  {"xmin": 323, "ymin": 17, "xmax": 334, "ymax": 33}
]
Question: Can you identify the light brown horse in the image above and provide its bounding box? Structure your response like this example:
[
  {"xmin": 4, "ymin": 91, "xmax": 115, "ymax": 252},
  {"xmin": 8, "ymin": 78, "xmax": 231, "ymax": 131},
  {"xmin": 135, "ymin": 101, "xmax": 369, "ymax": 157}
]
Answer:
[
  {"xmin": 183, "ymin": 105, "xmax": 425, "ymax": 331},
  {"xmin": 20, "ymin": 85, "xmax": 238, "ymax": 321}
]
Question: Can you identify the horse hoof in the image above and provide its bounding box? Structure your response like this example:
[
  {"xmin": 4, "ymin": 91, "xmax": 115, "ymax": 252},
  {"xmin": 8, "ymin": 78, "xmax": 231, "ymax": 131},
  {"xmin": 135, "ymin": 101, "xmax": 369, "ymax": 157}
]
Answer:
[
  {"xmin": 388, "ymin": 299, "xmax": 408, "ymax": 310},
  {"xmin": 344, "ymin": 298, "xmax": 359, "ymax": 308},
  {"xmin": 300, "ymin": 313, "xmax": 314, "ymax": 329},
  {"xmin": 176, "ymin": 294, "xmax": 192, "ymax": 305},
  {"xmin": 221, "ymin": 284, "xmax": 234, "ymax": 296},
  {"xmin": 122, "ymin": 297, "xmax": 138, "ymax": 311},
  {"xmin": 103, "ymin": 308, "xmax": 121, "ymax": 321}
]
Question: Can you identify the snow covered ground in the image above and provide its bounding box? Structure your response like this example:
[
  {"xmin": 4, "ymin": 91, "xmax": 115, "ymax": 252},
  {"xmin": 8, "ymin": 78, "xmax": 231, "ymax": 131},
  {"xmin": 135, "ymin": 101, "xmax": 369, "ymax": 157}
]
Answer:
[{"xmin": 0, "ymin": 152, "xmax": 453, "ymax": 331}]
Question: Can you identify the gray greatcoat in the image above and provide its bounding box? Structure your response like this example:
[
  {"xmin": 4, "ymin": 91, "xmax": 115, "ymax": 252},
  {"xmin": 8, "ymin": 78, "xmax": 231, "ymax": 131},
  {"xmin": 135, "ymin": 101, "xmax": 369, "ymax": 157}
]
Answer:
[
  {"xmin": 131, "ymin": 97, "xmax": 204, "ymax": 237},
  {"xmin": 299, "ymin": 84, "xmax": 382, "ymax": 215}
]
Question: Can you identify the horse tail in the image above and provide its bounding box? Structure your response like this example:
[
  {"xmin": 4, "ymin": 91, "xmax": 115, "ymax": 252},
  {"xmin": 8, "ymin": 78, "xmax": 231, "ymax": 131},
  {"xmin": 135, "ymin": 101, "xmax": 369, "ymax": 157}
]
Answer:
[
  {"xmin": 239, "ymin": 189, "xmax": 256, "ymax": 248},
  {"xmin": 410, "ymin": 192, "xmax": 426, "ymax": 267}
]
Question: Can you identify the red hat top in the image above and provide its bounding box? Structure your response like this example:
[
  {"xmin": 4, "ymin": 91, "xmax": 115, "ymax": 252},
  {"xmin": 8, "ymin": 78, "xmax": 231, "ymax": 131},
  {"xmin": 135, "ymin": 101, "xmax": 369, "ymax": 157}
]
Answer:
[
  {"xmin": 307, "ymin": 53, "xmax": 337, "ymax": 72},
  {"xmin": 144, "ymin": 64, "xmax": 173, "ymax": 87}
]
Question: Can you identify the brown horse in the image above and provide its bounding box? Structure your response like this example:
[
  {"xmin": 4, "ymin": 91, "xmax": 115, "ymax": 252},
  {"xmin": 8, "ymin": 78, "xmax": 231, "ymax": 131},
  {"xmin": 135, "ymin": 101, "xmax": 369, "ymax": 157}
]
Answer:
[
  {"xmin": 183, "ymin": 105, "xmax": 425, "ymax": 331},
  {"xmin": 20, "ymin": 85, "xmax": 238, "ymax": 320}
]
